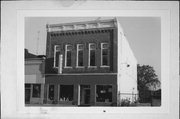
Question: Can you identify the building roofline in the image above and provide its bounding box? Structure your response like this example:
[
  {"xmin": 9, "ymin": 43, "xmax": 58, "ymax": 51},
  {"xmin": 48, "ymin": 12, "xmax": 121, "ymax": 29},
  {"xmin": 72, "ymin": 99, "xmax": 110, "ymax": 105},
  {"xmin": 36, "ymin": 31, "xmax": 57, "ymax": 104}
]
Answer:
[
  {"xmin": 47, "ymin": 18, "xmax": 116, "ymax": 28},
  {"xmin": 46, "ymin": 18, "xmax": 117, "ymax": 32}
]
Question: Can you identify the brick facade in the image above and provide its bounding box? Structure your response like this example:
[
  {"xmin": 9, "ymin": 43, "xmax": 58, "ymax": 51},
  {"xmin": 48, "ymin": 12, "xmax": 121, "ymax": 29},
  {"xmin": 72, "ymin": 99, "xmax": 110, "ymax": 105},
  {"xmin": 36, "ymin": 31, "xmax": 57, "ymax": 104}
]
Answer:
[
  {"xmin": 45, "ymin": 28, "xmax": 117, "ymax": 74},
  {"xmin": 44, "ymin": 20, "xmax": 119, "ymax": 106}
]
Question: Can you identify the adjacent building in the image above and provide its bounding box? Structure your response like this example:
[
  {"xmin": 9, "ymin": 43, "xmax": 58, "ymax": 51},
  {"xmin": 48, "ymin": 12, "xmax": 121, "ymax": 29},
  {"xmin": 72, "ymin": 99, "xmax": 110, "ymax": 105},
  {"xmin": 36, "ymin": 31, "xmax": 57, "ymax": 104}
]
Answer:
[
  {"xmin": 25, "ymin": 49, "xmax": 45, "ymax": 104},
  {"xmin": 44, "ymin": 18, "xmax": 138, "ymax": 106}
]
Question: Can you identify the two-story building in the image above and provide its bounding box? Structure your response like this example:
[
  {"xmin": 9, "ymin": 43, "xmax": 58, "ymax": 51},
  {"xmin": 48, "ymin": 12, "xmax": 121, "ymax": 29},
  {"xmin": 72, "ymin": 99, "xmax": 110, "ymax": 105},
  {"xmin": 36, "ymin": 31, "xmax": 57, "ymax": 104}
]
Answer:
[
  {"xmin": 25, "ymin": 49, "xmax": 45, "ymax": 104},
  {"xmin": 44, "ymin": 18, "xmax": 138, "ymax": 106}
]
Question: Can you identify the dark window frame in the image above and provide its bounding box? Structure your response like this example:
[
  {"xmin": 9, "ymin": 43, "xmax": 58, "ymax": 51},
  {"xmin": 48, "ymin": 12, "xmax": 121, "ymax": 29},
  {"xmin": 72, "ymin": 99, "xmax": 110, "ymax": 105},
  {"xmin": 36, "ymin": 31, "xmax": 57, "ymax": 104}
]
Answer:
[{"xmin": 32, "ymin": 84, "xmax": 41, "ymax": 98}]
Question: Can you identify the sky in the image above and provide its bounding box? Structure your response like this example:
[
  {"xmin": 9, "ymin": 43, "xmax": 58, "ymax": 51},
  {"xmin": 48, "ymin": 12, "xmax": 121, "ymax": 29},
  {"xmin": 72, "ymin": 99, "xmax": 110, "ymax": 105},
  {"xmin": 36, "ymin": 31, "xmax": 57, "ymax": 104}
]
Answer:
[{"xmin": 25, "ymin": 17, "xmax": 161, "ymax": 80}]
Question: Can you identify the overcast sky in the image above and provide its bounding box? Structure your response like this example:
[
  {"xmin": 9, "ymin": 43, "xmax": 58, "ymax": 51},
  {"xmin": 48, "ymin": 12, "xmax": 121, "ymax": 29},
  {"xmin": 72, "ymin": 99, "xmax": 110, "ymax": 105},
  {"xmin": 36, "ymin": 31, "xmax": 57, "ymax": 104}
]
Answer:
[{"xmin": 25, "ymin": 17, "xmax": 161, "ymax": 80}]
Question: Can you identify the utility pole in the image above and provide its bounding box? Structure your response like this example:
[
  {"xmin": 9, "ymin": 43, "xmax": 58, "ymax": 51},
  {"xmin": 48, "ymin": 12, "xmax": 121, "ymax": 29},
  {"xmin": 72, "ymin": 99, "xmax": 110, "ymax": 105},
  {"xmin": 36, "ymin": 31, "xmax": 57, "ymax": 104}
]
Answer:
[{"xmin": 36, "ymin": 31, "xmax": 40, "ymax": 55}]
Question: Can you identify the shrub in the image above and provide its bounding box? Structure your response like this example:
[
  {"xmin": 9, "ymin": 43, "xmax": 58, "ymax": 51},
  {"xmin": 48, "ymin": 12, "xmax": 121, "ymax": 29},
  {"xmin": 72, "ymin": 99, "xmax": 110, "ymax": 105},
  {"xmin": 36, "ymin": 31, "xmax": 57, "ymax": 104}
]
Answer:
[{"xmin": 120, "ymin": 98, "xmax": 131, "ymax": 106}]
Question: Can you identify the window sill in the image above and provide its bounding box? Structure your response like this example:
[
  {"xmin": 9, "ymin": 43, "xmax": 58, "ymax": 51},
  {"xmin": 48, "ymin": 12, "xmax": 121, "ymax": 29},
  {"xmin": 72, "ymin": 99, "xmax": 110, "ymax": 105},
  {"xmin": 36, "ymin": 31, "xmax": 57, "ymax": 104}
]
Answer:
[
  {"xmin": 88, "ymin": 66, "xmax": 97, "ymax": 68},
  {"xmin": 64, "ymin": 67, "xmax": 73, "ymax": 69},
  {"xmin": 100, "ymin": 66, "xmax": 110, "ymax": 68},
  {"xmin": 76, "ymin": 66, "xmax": 85, "ymax": 68}
]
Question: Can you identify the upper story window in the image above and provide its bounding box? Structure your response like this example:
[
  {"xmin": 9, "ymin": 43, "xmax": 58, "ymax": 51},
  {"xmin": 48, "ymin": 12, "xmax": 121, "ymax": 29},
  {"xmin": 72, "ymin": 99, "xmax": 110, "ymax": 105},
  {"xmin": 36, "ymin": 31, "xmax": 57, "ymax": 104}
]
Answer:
[
  {"xmin": 65, "ymin": 44, "xmax": 73, "ymax": 68},
  {"xmin": 54, "ymin": 45, "xmax": 60, "ymax": 68},
  {"xmin": 77, "ymin": 44, "xmax": 84, "ymax": 67},
  {"xmin": 101, "ymin": 43, "xmax": 109, "ymax": 66},
  {"xmin": 89, "ymin": 43, "xmax": 96, "ymax": 67}
]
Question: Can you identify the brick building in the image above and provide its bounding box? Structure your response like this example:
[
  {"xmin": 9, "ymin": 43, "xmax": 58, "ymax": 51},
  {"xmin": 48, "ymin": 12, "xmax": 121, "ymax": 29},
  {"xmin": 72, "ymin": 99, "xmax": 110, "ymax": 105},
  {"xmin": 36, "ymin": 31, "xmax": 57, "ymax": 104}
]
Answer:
[{"xmin": 44, "ymin": 18, "xmax": 138, "ymax": 106}]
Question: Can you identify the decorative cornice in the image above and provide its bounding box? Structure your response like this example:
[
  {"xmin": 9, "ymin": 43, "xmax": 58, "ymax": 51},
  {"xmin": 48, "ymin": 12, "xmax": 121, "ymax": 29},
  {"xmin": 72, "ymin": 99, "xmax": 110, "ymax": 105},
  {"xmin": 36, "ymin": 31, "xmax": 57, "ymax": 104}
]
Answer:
[
  {"xmin": 50, "ymin": 29, "xmax": 113, "ymax": 37},
  {"xmin": 47, "ymin": 19, "xmax": 116, "ymax": 32}
]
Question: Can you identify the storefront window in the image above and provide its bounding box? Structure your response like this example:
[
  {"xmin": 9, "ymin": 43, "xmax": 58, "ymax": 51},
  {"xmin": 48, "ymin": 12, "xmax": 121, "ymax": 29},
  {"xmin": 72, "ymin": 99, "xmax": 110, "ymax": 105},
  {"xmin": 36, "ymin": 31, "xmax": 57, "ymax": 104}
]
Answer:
[
  {"xmin": 59, "ymin": 85, "xmax": 73, "ymax": 101},
  {"xmin": 96, "ymin": 85, "xmax": 112, "ymax": 102},
  {"xmin": 32, "ymin": 84, "xmax": 41, "ymax": 98},
  {"xmin": 49, "ymin": 85, "xmax": 54, "ymax": 100}
]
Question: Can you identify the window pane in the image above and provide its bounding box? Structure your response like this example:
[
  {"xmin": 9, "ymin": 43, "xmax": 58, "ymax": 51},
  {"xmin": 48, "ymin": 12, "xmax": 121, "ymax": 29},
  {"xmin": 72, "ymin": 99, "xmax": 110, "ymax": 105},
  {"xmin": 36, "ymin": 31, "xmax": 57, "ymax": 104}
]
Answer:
[
  {"xmin": 78, "ymin": 50, "xmax": 83, "ymax": 66},
  {"xmin": 90, "ymin": 50, "xmax": 96, "ymax": 66},
  {"xmin": 102, "ymin": 48, "xmax": 109, "ymax": 66},
  {"xmin": 49, "ymin": 85, "xmax": 54, "ymax": 100},
  {"xmin": 55, "ymin": 51, "xmax": 60, "ymax": 67},
  {"xmin": 59, "ymin": 85, "xmax": 74, "ymax": 101},
  {"xmin": 96, "ymin": 85, "xmax": 112, "ymax": 102},
  {"xmin": 102, "ymin": 49, "xmax": 108, "ymax": 55},
  {"xmin": 103, "ymin": 56, "xmax": 108, "ymax": 65},
  {"xmin": 67, "ymin": 51, "xmax": 71, "ymax": 66},
  {"xmin": 32, "ymin": 84, "xmax": 41, "ymax": 98}
]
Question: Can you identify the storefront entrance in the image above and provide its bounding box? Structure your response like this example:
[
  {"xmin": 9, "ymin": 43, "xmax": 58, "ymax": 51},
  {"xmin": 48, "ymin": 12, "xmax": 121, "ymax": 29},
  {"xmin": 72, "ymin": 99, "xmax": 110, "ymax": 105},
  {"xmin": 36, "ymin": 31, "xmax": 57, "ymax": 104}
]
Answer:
[
  {"xmin": 80, "ymin": 85, "xmax": 90, "ymax": 106},
  {"xmin": 48, "ymin": 84, "xmax": 55, "ymax": 101}
]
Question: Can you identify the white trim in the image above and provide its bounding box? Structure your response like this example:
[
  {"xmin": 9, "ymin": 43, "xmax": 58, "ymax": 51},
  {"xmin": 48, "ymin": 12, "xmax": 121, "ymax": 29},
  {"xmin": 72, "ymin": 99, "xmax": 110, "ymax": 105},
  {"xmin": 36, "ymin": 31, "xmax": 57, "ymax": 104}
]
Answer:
[
  {"xmin": 100, "ymin": 65, "xmax": 110, "ymax": 68},
  {"xmin": 88, "ymin": 43, "xmax": 96, "ymax": 67},
  {"xmin": 46, "ymin": 84, "xmax": 49, "ymax": 101},
  {"xmin": 76, "ymin": 44, "xmax": 84, "ymax": 68},
  {"xmin": 64, "ymin": 44, "xmax": 72, "ymax": 68},
  {"xmin": 77, "ymin": 85, "xmax": 80, "ymax": 106},
  {"xmin": 101, "ymin": 43, "xmax": 109, "ymax": 67}
]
